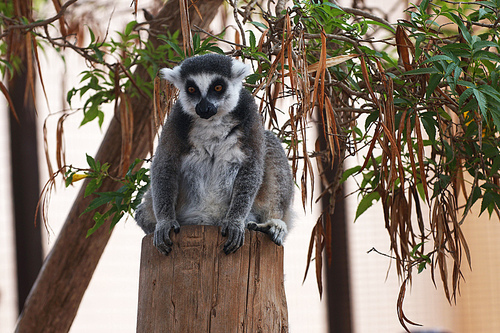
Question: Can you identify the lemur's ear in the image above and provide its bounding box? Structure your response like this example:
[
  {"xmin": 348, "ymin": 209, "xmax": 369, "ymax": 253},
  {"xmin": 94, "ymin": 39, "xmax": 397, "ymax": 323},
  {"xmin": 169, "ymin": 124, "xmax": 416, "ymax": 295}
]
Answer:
[
  {"xmin": 159, "ymin": 66, "xmax": 183, "ymax": 88},
  {"xmin": 231, "ymin": 59, "xmax": 251, "ymax": 81}
]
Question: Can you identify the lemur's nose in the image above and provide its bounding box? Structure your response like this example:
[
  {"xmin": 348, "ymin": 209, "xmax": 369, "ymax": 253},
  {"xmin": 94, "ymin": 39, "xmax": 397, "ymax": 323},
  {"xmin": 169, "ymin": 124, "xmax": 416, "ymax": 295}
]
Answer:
[{"xmin": 195, "ymin": 98, "xmax": 217, "ymax": 119}]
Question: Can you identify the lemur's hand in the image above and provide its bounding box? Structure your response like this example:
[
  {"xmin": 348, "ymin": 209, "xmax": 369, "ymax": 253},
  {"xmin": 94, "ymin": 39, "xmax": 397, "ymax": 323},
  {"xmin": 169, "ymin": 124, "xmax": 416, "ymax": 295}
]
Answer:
[
  {"xmin": 221, "ymin": 222, "xmax": 245, "ymax": 254},
  {"xmin": 153, "ymin": 219, "xmax": 180, "ymax": 255}
]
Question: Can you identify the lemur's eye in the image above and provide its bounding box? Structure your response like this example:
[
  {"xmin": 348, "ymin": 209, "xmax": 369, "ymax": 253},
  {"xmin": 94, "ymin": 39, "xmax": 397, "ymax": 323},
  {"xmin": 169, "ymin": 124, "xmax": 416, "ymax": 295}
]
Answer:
[
  {"xmin": 187, "ymin": 86, "xmax": 196, "ymax": 94},
  {"xmin": 214, "ymin": 85, "xmax": 223, "ymax": 92}
]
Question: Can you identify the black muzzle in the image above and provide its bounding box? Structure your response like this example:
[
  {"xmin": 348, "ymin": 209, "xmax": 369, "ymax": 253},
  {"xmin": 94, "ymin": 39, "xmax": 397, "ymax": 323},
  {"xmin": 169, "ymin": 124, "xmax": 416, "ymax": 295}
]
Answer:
[{"xmin": 195, "ymin": 98, "xmax": 217, "ymax": 119}]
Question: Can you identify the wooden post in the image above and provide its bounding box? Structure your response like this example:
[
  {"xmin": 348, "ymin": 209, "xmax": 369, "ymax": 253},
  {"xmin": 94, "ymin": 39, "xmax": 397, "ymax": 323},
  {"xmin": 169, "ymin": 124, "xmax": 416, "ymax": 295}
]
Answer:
[{"xmin": 137, "ymin": 226, "xmax": 288, "ymax": 333}]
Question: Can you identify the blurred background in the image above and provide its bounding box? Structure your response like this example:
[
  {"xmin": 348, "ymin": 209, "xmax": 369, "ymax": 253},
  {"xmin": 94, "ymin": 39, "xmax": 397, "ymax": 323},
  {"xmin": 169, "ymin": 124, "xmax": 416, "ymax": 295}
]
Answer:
[{"xmin": 1, "ymin": 0, "xmax": 500, "ymax": 332}]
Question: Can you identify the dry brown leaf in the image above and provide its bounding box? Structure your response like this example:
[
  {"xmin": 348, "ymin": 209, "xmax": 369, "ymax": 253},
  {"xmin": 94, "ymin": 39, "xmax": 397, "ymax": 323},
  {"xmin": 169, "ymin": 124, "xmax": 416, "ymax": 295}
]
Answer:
[
  {"xmin": 303, "ymin": 223, "xmax": 317, "ymax": 284},
  {"xmin": 0, "ymin": 82, "xmax": 19, "ymax": 123},
  {"xmin": 307, "ymin": 54, "xmax": 359, "ymax": 73},
  {"xmin": 315, "ymin": 219, "xmax": 325, "ymax": 297},
  {"xmin": 414, "ymin": 115, "xmax": 429, "ymax": 202},
  {"xmin": 56, "ymin": 113, "xmax": 68, "ymax": 172},
  {"xmin": 395, "ymin": 26, "xmax": 414, "ymax": 71},
  {"xmin": 43, "ymin": 118, "xmax": 54, "ymax": 184},
  {"xmin": 179, "ymin": 0, "xmax": 193, "ymax": 56},
  {"xmin": 119, "ymin": 93, "xmax": 133, "ymax": 177},
  {"xmin": 360, "ymin": 56, "xmax": 380, "ymax": 109}
]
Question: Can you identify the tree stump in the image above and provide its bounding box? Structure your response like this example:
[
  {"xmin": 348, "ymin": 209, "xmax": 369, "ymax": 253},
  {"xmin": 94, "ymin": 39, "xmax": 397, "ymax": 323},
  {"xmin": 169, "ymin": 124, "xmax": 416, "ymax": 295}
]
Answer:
[{"xmin": 137, "ymin": 225, "xmax": 288, "ymax": 332}]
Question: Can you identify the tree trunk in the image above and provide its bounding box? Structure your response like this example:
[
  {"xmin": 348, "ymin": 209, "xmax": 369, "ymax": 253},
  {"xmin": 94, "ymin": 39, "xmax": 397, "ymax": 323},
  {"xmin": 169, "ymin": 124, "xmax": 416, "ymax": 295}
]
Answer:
[
  {"xmin": 137, "ymin": 226, "xmax": 289, "ymax": 333},
  {"xmin": 317, "ymin": 111, "xmax": 352, "ymax": 332},
  {"xmin": 8, "ymin": 30, "xmax": 44, "ymax": 316},
  {"xmin": 15, "ymin": 1, "xmax": 223, "ymax": 332}
]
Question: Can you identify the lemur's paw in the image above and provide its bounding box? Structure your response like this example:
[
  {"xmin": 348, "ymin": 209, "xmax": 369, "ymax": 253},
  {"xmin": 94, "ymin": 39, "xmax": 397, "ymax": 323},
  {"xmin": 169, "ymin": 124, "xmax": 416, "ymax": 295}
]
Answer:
[
  {"xmin": 222, "ymin": 224, "xmax": 245, "ymax": 254},
  {"xmin": 153, "ymin": 220, "xmax": 180, "ymax": 255}
]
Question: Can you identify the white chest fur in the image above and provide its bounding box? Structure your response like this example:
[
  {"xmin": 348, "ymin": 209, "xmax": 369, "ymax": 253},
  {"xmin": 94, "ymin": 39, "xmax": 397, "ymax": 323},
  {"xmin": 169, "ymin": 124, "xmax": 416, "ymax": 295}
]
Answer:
[{"xmin": 176, "ymin": 115, "xmax": 246, "ymax": 224}]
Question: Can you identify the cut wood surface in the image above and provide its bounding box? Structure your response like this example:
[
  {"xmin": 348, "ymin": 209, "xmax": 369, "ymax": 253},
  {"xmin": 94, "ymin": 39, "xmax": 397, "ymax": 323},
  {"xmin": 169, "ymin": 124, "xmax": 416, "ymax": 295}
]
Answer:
[{"xmin": 137, "ymin": 226, "xmax": 288, "ymax": 333}]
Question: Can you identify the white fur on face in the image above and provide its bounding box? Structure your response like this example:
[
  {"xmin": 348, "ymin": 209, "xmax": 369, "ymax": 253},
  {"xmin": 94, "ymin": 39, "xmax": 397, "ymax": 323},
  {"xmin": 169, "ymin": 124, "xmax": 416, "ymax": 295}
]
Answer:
[{"xmin": 178, "ymin": 73, "xmax": 242, "ymax": 119}]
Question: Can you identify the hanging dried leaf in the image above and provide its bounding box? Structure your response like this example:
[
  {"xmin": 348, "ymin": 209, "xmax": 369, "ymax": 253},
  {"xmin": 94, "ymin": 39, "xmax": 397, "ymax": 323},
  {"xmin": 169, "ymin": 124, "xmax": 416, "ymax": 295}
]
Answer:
[
  {"xmin": 0, "ymin": 82, "xmax": 19, "ymax": 123},
  {"xmin": 395, "ymin": 26, "xmax": 414, "ymax": 71},
  {"xmin": 56, "ymin": 113, "xmax": 68, "ymax": 173},
  {"xmin": 308, "ymin": 54, "xmax": 359, "ymax": 73}
]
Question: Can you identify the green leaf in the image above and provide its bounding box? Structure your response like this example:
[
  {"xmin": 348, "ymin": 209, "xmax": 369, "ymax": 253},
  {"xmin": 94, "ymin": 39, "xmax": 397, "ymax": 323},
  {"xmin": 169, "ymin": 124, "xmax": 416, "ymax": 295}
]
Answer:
[
  {"xmin": 419, "ymin": 0, "xmax": 430, "ymax": 13},
  {"xmin": 410, "ymin": 242, "xmax": 423, "ymax": 258},
  {"xmin": 363, "ymin": 19, "xmax": 395, "ymax": 32},
  {"xmin": 365, "ymin": 110, "xmax": 379, "ymax": 130},
  {"xmin": 248, "ymin": 30, "xmax": 256, "ymax": 49},
  {"xmin": 192, "ymin": 34, "xmax": 200, "ymax": 52},
  {"xmin": 473, "ymin": 88, "xmax": 488, "ymax": 118},
  {"xmin": 124, "ymin": 21, "xmax": 137, "ymax": 36},
  {"xmin": 86, "ymin": 154, "xmax": 97, "ymax": 170},
  {"xmin": 404, "ymin": 67, "xmax": 440, "ymax": 75},
  {"xmin": 88, "ymin": 27, "xmax": 96, "ymax": 43},
  {"xmin": 166, "ymin": 40, "xmax": 185, "ymax": 58},
  {"xmin": 426, "ymin": 74, "xmax": 443, "ymax": 99},
  {"xmin": 489, "ymin": 106, "xmax": 500, "ymax": 130},
  {"xmin": 470, "ymin": 186, "xmax": 482, "ymax": 209},
  {"xmin": 81, "ymin": 194, "xmax": 112, "ymax": 216},
  {"xmin": 473, "ymin": 50, "xmax": 500, "ymax": 63},
  {"xmin": 422, "ymin": 55, "xmax": 452, "ymax": 64},
  {"xmin": 355, "ymin": 191, "xmax": 380, "ymax": 221},
  {"xmin": 446, "ymin": 12, "xmax": 472, "ymax": 45},
  {"xmin": 84, "ymin": 178, "xmax": 102, "ymax": 198},
  {"xmin": 86, "ymin": 211, "xmax": 108, "ymax": 237},
  {"xmin": 480, "ymin": 85, "xmax": 500, "ymax": 103},
  {"xmin": 110, "ymin": 211, "xmax": 124, "ymax": 230},
  {"xmin": 340, "ymin": 165, "xmax": 362, "ymax": 183},
  {"xmin": 250, "ymin": 21, "xmax": 268, "ymax": 30},
  {"xmin": 478, "ymin": 7, "xmax": 487, "ymax": 20},
  {"xmin": 458, "ymin": 87, "xmax": 474, "ymax": 107},
  {"xmin": 472, "ymin": 40, "xmax": 499, "ymax": 51},
  {"xmin": 420, "ymin": 113, "xmax": 437, "ymax": 143},
  {"xmin": 65, "ymin": 172, "xmax": 75, "ymax": 187},
  {"xmin": 80, "ymin": 104, "xmax": 99, "ymax": 126},
  {"xmin": 480, "ymin": 190, "xmax": 500, "ymax": 217}
]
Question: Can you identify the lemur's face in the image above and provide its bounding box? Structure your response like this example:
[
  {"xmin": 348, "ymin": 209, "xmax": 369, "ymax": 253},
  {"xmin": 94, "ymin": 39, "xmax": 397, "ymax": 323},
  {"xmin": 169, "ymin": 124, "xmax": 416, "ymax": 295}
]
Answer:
[
  {"xmin": 159, "ymin": 55, "xmax": 251, "ymax": 120},
  {"xmin": 179, "ymin": 73, "xmax": 240, "ymax": 119}
]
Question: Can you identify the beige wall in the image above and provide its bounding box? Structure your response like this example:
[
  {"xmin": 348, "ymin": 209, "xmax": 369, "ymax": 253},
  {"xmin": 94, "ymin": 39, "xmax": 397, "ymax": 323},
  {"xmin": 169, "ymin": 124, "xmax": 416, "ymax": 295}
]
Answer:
[{"xmin": 457, "ymin": 206, "xmax": 500, "ymax": 332}]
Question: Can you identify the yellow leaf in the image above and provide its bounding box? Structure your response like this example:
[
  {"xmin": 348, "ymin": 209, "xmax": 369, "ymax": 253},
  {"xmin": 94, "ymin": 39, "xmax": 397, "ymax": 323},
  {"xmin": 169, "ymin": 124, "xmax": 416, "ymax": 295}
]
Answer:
[{"xmin": 71, "ymin": 174, "xmax": 88, "ymax": 183}]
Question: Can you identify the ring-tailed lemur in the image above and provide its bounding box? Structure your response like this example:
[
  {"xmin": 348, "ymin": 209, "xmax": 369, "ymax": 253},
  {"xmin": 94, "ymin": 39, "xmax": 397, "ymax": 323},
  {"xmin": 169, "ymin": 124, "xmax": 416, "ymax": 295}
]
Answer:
[{"xmin": 135, "ymin": 54, "xmax": 294, "ymax": 255}]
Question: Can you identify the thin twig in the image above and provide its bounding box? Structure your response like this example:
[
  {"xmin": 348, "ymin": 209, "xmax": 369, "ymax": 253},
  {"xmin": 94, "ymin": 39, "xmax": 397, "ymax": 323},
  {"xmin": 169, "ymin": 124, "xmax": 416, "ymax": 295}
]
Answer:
[
  {"xmin": 229, "ymin": 0, "xmax": 246, "ymax": 46},
  {"xmin": 0, "ymin": 0, "xmax": 77, "ymax": 38}
]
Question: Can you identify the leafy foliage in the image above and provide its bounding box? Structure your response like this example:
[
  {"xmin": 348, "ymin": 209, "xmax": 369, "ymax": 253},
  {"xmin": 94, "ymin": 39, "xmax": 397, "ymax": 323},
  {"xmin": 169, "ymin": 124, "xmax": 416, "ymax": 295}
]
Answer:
[{"xmin": 65, "ymin": 155, "xmax": 150, "ymax": 237}]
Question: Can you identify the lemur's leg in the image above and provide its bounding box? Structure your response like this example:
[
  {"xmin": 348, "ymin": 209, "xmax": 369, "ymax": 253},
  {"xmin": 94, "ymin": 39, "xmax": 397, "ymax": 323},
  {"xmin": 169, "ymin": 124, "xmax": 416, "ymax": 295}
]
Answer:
[
  {"xmin": 135, "ymin": 190, "xmax": 157, "ymax": 234},
  {"xmin": 249, "ymin": 131, "xmax": 294, "ymax": 246}
]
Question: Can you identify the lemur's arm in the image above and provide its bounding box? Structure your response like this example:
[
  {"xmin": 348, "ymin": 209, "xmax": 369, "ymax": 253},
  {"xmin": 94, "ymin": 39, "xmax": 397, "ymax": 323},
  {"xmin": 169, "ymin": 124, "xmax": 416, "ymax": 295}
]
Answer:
[
  {"xmin": 151, "ymin": 107, "xmax": 192, "ymax": 255},
  {"xmin": 221, "ymin": 108, "xmax": 265, "ymax": 254}
]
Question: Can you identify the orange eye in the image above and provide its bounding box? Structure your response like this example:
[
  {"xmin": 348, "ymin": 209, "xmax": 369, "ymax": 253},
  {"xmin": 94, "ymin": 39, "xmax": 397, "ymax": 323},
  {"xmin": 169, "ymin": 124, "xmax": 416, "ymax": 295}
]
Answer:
[
  {"xmin": 214, "ymin": 85, "xmax": 223, "ymax": 92},
  {"xmin": 187, "ymin": 86, "xmax": 196, "ymax": 93}
]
